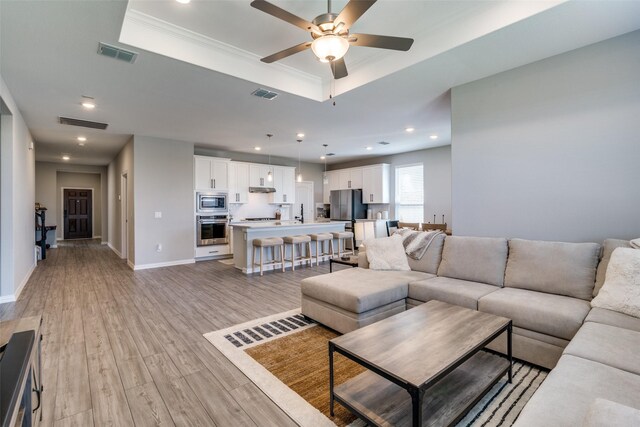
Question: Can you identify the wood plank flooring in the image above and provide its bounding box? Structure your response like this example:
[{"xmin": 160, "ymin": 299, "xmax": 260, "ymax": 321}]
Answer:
[{"xmin": 0, "ymin": 240, "xmax": 333, "ymax": 426}]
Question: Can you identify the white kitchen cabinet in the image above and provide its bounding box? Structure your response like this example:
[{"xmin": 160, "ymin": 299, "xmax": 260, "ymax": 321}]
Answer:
[
  {"xmin": 339, "ymin": 168, "xmax": 363, "ymax": 190},
  {"xmin": 194, "ymin": 156, "xmax": 229, "ymax": 190},
  {"xmin": 228, "ymin": 162, "xmax": 250, "ymax": 203},
  {"xmin": 249, "ymin": 164, "xmax": 272, "ymax": 188},
  {"xmin": 270, "ymin": 166, "xmax": 295, "ymax": 204},
  {"xmin": 323, "ymin": 170, "xmax": 340, "ymax": 203},
  {"xmin": 362, "ymin": 164, "xmax": 390, "ymax": 204}
]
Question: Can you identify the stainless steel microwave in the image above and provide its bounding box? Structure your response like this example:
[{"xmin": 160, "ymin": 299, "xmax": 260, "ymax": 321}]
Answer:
[{"xmin": 196, "ymin": 191, "xmax": 228, "ymax": 214}]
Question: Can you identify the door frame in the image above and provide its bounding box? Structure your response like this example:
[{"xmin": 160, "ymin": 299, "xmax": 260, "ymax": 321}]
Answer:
[
  {"xmin": 121, "ymin": 172, "xmax": 128, "ymax": 260},
  {"xmin": 60, "ymin": 187, "xmax": 94, "ymax": 240}
]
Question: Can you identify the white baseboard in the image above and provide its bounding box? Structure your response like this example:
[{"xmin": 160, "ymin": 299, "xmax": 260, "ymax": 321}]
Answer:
[
  {"xmin": 132, "ymin": 258, "xmax": 195, "ymax": 271},
  {"xmin": 101, "ymin": 242, "xmax": 108, "ymax": 245},
  {"xmin": 0, "ymin": 262, "xmax": 36, "ymax": 303},
  {"xmin": 50, "ymin": 244, "xmax": 58, "ymax": 249},
  {"xmin": 94, "ymin": 235, "xmax": 102, "ymax": 239},
  {"xmin": 127, "ymin": 260, "xmax": 135, "ymax": 270},
  {"xmin": 108, "ymin": 242, "xmax": 124, "ymax": 259}
]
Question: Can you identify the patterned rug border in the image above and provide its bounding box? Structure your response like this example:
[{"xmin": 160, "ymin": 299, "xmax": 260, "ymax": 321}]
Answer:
[{"xmin": 203, "ymin": 309, "xmax": 336, "ymax": 427}]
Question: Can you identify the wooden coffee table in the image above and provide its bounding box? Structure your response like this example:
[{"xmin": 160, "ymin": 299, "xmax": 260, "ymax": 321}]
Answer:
[{"xmin": 329, "ymin": 300, "xmax": 512, "ymax": 427}]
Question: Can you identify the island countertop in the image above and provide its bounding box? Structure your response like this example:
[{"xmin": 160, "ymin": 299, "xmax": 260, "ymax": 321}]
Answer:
[{"xmin": 232, "ymin": 221, "xmax": 350, "ymax": 274}]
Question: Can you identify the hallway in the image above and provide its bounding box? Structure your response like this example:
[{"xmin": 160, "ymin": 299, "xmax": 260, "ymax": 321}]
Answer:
[{"xmin": 0, "ymin": 241, "xmax": 329, "ymax": 426}]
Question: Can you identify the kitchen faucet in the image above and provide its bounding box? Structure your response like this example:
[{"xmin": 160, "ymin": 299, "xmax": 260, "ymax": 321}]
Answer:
[{"xmin": 295, "ymin": 204, "xmax": 304, "ymax": 223}]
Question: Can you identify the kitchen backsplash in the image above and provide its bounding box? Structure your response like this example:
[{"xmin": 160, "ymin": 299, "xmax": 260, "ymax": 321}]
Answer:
[{"xmin": 229, "ymin": 193, "xmax": 292, "ymax": 220}]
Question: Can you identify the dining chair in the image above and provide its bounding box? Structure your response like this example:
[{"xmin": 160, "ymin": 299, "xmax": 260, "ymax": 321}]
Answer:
[
  {"xmin": 398, "ymin": 222, "xmax": 420, "ymax": 231},
  {"xmin": 422, "ymin": 223, "xmax": 447, "ymax": 232},
  {"xmin": 386, "ymin": 220, "xmax": 399, "ymax": 236}
]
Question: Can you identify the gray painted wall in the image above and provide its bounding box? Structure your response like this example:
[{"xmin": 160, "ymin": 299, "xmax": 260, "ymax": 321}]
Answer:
[
  {"xmin": 0, "ymin": 76, "xmax": 36, "ymax": 301},
  {"xmin": 451, "ymin": 30, "xmax": 640, "ymax": 243},
  {"xmin": 35, "ymin": 162, "xmax": 108, "ymax": 243},
  {"xmin": 329, "ymin": 145, "xmax": 452, "ymax": 226},
  {"xmin": 134, "ymin": 136, "xmax": 195, "ymax": 266},
  {"xmin": 107, "ymin": 139, "xmax": 134, "ymax": 262}
]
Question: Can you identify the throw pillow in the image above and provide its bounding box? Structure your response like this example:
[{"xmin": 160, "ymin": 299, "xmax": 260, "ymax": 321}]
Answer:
[
  {"xmin": 591, "ymin": 248, "xmax": 640, "ymax": 318},
  {"xmin": 631, "ymin": 238, "xmax": 640, "ymax": 249},
  {"xmin": 364, "ymin": 235, "xmax": 410, "ymax": 271}
]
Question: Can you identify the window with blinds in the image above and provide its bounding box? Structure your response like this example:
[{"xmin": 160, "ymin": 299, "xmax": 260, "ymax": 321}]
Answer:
[{"xmin": 395, "ymin": 164, "xmax": 424, "ymax": 223}]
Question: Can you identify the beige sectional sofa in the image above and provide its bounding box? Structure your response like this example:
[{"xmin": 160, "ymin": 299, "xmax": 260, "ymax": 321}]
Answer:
[{"xmin": 300, "ymin": 235, "xmax": 640, "ymax": 425}]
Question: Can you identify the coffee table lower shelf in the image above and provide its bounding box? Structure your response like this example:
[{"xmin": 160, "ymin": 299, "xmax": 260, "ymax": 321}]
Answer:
[{"xmin": 333, "ymin": 351, "xmax": 510, "ymax": 427}]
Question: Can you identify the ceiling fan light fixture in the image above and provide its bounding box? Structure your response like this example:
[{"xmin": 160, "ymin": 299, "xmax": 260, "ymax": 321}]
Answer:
[{"xmin": 311, "ymin": 35, "xmax": 349, "ymax": 63}]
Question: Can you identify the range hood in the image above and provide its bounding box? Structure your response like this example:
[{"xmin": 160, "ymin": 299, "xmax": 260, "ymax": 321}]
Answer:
[{"xmin": 249, "ymin": 187, "xmax": 276, "ymax": 193}]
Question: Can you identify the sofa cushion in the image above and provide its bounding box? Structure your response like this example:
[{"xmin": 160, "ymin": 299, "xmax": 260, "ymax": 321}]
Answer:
[
  {"xmin": 585, "ymin": 307, "xmax": 640, "ymax": 332},
  {"xmin": 364, "ymin": 235, "xmax": 410, "ymax": 271},
  {"xmin": 513, "ymin": 355, "xmax": 640, "ymax": 427},
  {"xmin": 591, "ymin": 247, "xmax": 640, "ymax": 318},
  {"xmin": 407, "ymin": 232, "xmax": 445, "ymax": 274},
  {"xmin": 564, "ymin": 322, "xmax": 640, "ymax": 376},
  {"xmin": 436, "ymin": 236, "xmax": 508, "ymax": 287},
  {"xmin": 584, "ymin": 398, "xmax": 640, "ymax": 427},
  {"xmin": 301, "ymin": 268, "xmax": 432, "ymax": 313},
  {"xmin": 504, "ymin": 238, "xmax": 600, "ymax": 300},
  {"xmin": 408, "ymin": 277, "xmax": 499, "ymax": 310},
  {"xmin": 594, "ymin": 239, "xmax": 631, "ymax": 297},
  {"xmin": 478, "ymin": 288, "xmax": 590, "ymax": 341}
]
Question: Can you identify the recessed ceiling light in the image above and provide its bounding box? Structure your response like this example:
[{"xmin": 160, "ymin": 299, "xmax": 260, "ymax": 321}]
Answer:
[
  {"xmin": 365, "ymin": 146, "xmax": 373, "ymax": 151},
  {"xmin": 296, "ymin": 133, "xmax": 305, "ymax": 138},
  {"xmin": 176, "ymin": 0, "xmax": 191, "ymax": 3},
  {"xmin": 62, "ymin": 155, "xmax": 70, "ymax": 161},
  {"xmin": 78, "ymin": 142, "xmax": 85, "ymax": 147},
  {"xmin": 254, "ymin": 146, "xmax": 261, "ymax": 151},
  {"xmin": 77, "ymin": 136, "xmax": 87, "ymax": 142},
  {"xmin": 320, "ymin": 155, "xmax": 326, "ymax": 160},
  {"xmin": 405, "ymin": 127, "xmax": 415, "ymax": 133},
  {"xmin": 81, "ymin": 100, "xmax": 96, "ymax": 109},
  {"xmin": 430, "ymin": 134, "xmax": 438, "ymax": 140}
]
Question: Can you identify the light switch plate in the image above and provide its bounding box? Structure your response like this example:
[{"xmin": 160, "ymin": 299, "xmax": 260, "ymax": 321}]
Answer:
[{"xmin": 154, "ymin": 212, "xmax": 162, "ymax": 219}]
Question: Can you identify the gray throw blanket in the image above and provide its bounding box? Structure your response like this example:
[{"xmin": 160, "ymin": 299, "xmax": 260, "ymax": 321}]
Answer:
[{"xmin": 394, "ymin": 229, "xmax": 443, "ymax": 260}]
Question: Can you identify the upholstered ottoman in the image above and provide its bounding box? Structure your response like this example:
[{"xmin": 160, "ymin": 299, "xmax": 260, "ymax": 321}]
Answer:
[{"xmin": 301, "ymin": 267, "xmax": 433, "ymax": 333}]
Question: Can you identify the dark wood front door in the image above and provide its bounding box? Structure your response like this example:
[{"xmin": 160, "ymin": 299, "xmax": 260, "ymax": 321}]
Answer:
[{"xmin": 64, "ymin": 189, "xmax": 92, "ymax": 239}]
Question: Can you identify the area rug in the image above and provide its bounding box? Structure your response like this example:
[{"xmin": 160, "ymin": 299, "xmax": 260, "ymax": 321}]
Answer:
[{"xmin": 203, "ymin": 309, "xmax": 548, "ymax": 427}]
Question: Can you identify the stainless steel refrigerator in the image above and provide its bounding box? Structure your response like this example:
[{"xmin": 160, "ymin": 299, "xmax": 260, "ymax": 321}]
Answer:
[{"xmin": 330, "ymin": 189, "xmax": 368, "ymax": 221}]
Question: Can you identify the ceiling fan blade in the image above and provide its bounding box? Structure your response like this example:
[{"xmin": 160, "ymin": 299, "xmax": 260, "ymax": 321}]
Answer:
[
  {"xmin": 250, "ymin": 0, "xmax": 322, "ymax": 34},
  {"xmin": 261, "ymin": 41, "xmax": 312, "ymax": 63},
  {"xmin": 331, "ymin": 58, "xmax": 348, "ymax": 79},
  {"xmin": 349, "ymin": 33, "xmax": 414, "ymax": 51},
  {"xmin": 334, "ymin": 0, "xmax": 376, "ymax": 31}
]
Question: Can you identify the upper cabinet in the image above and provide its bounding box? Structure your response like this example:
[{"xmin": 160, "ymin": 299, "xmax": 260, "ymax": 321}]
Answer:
[
  {"xmin": 323, "ymin": 170, "xmax": 340, "ymax": 204},
  {"xmin": 362, "ymin": 164, "xmax": 390, "ymax": 204},
  {"xmin": 271, "ymin": 166, "xmax": 296, "ymax": 204},
  {"xmin": 194, "ymin": 156, "xmax": 229, "ymax": 190},
  {"xmin": 229, "ymin": 162, "xmax": 250, "ymax": 203},
  {"xmin": 339, "ymin": 168, "xmax": 363, "ymax": 190},
  {"xmin": 249, "ymin": 164, "xmax": 273, "ymax": 188}
]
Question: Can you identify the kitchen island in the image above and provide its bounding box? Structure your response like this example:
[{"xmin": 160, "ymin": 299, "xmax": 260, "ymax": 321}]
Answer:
[{"xmin": 232, "ymin": 221, "xmax": 349, "ymax": 274}]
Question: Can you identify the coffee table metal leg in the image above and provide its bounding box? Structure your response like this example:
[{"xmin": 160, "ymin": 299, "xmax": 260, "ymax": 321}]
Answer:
[
  {"xmin": 329, "ymin": 341, "xmax": 335, "ymax": 416},
  {"xmin": 507, "ymin": 322, "xmax": 513, "ymax": 383},
  {"xmin": 410, "ymin": 387, "xmax": 424, "ymax": 427}
]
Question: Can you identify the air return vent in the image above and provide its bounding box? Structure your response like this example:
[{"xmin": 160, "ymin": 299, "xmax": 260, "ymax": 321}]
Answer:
[
  {"xmin": 378, "ymin": 141, "xmax": 390, "ymax": 145},
  {"xmin": 97, "ymin": 42, "xmax": 138, "ymax": 64},
  {"xmin": 326, "ymin": 153, "xmax": 335, "ymax": 157},
  {"xmin": 251, "ymin": 88, "xmax": 278, "ymax": 100},
  {"xmin": 59, "ymin": 117, "xmax": 108, "ymax": 130}
]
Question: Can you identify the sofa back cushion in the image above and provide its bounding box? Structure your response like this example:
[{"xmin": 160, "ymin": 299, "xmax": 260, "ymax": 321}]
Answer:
[
  {"xmin": 407, "ymin": 232, "xmax": 446, "ymax": 274},
  {"xmin": 594, "ymin": 239, "xmax": 632, "ymax": 297},
  {"xmin": 505, "ymin": 238, "xmax": 600, "ymax": 300},
  {"xmin": 437, "ymin": 236, "xmax": 508, "ymax": 287}
]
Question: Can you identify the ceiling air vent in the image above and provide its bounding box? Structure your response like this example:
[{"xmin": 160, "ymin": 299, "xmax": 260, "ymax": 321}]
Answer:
[
  {"xmin": 58, "ymin": 117, "xmax": 108, "ymax": 130},
  {"xmin": 326, "ymin": 153, "xmax": 335, "ymax": 157},
  {"xmin": 378, "ymin": 141, "xmax": 390, "ymax": 145},
  {"xmin": 251, "ymin": 88, "xmax": 278, "ymax": 100},
  {"xmin": 97, "ymin": 42, "xmax": 138, "ymax": 64}
]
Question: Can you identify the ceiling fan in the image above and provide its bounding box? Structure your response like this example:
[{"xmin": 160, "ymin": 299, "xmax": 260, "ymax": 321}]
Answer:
[{"xmin": 250, "ymin": 0, "xmax": 414, "ymax": 79}]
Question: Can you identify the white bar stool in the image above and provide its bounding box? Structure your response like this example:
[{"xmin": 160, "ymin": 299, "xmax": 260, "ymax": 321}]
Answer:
[
  {"xmin": 283, "ymin": 235, "xmax": 313, "ymax": 270},
  {"xmin": 252, "ymin": 237, "xmax": 285, "ymax": 276},
  {"xmin": 332, "ymin": 231, "xmax": 354, "ymax": 257},
  {"xmin": 310, "ymin": 232, "xmax": 334, "ymax": 265}
]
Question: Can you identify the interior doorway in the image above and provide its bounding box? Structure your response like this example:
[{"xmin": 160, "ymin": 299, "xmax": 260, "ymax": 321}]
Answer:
[
  {"xmin": 121, "ymin": 173, "xmax": 128, "ymax": 260},
  {"xmin": 63, "ymin": 188, "xmax": 93, "ymax": 239},
  {"xmin": 295, "ymin": 181, "xmax": 314, "ymax": 223}
]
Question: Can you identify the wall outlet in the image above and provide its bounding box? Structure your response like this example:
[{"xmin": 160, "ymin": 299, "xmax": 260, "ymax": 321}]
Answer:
[
  {"xmin": 154, "ymin": 211, "xmax": 162, "ymax": 219},
  {"xmin": 156, "ymin": 244, "xmax": 162, "ymax": 252}
]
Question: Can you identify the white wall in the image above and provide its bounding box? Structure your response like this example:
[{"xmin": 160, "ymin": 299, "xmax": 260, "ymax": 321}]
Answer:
[
  {"xmin": 0, "ymin": 75, "xmax": 36, "ymax": 302},
  {"xmin": 134, "ymin": 136, "xmax": 194, "ymax": 268},
  {"xmin": 330, "ymin": 146, "xmax": 452, "ymax": 226},
  {"xmin": 35, "ymin": 161, "xmax": 108, "ymax": 244},
  {"xmin": 451, "ymin": 30, "xmax": 640, "ymax": 243},
  {"xmin": 107, "ymin": 139, "xmax": 134, "ymax": 262}
]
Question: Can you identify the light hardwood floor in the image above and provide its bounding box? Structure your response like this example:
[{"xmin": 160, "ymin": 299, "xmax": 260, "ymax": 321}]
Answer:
[{"xmin": 0, "ymin": 240, "xmax": 333, "ymax": 426}]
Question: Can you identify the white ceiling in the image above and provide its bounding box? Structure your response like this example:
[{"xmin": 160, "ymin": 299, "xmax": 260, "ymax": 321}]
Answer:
[{"xmin": 1, "ymin": 1, "xmax": 640, "ymax": 166}]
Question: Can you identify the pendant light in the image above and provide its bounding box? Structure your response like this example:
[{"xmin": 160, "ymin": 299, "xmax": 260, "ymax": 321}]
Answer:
[
  {"xmin": 296, "ymin": 138, "xmax": 303, "ymax": 182},
  {"xmin": 322, "ymin": 144, "xmax": 329, "ymax": 185},
  {"xmin": 266, "ymin": 133, "xmax": 273, "ymax": 182}
]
